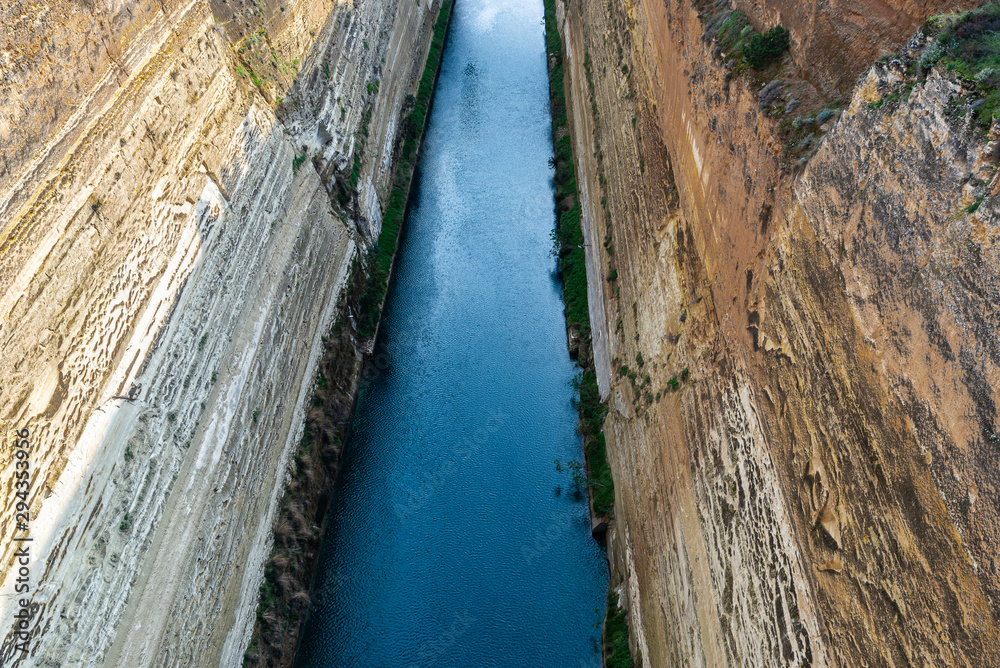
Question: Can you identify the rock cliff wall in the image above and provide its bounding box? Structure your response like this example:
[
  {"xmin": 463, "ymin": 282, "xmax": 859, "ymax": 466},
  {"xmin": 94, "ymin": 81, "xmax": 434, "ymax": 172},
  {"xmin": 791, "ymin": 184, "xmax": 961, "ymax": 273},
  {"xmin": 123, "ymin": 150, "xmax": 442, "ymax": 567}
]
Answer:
[
  {"xmin": 732, "ymin": 0, "xmax": 979, "ymax": 95},
  {"xmin": 0, "ymin": 0, "xmax": 438, "ymax": 664},
  {"xmin": 560, "ymin": 0, "xmax": 1000, "ymax": 665}
]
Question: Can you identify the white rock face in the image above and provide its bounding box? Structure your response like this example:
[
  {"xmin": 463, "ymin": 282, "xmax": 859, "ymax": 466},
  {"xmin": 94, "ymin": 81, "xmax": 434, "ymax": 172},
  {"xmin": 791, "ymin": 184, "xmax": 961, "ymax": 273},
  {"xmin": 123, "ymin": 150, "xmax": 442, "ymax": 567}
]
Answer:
[{"xmin": 0, "ymin": 0, "xmax": 437, "ymax": 664}]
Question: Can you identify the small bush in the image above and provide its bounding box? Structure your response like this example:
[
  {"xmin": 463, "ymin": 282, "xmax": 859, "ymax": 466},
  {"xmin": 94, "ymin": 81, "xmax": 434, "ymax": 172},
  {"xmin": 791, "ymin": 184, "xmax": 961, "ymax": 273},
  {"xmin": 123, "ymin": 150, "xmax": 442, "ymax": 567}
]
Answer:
[
  {"xmin": 816, "ymin": 108, "xmax": 837, "ymax": 125},
  {"xmin": 744, "ymin": 25, "xmax": 790, "ymax": 69}
]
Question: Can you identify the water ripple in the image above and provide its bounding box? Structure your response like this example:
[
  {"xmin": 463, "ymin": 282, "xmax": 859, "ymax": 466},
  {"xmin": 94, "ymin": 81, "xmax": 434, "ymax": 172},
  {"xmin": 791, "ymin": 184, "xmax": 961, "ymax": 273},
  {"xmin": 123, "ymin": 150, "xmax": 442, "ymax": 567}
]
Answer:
[{"xmin": 295, "ymin": 0, "xmax": 608, "ymax": 665}]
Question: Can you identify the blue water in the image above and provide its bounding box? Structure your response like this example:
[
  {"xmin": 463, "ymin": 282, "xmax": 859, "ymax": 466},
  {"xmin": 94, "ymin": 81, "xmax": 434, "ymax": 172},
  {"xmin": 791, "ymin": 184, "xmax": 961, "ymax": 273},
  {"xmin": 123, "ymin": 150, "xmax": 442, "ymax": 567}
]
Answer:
[{"xmin": 294, "ymin": 0, "xmax": 608, "ymax": 664}]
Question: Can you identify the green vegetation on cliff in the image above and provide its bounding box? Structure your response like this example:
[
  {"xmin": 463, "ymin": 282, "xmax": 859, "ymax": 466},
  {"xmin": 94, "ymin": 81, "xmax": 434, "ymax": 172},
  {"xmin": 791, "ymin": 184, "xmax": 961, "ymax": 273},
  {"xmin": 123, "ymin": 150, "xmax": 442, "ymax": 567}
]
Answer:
[
  {"xmin": 744, "ymin": 25, "xmax": 791, "ymax": 69},
  {"xmin": 577, "ymin": 369, "xmax": 613, "ymax": 514},
  {"xmin": 702, "ymin": 4, "xmax": 789, "ymax": 72},
  {"xmin": 543, "ymin": 6, "xmax": 588, "ymax": 335},
  {"xmin": 244, "ymin": 259, "xmax": 368, "ymax": 665},
  {"xmin": 921, "ymin": 1, "xmax": 1000, "ymax": 129},
  {"xmin": 605, "ymin": 590, "xmax": 635, "ymax": 668},
  {"xmin": 542, "ymin": 2, "xmax": 633, "ymax": 667},
  {"xmin": 542, "ymin": 0, "xmax": 615, "ymax": 517}
]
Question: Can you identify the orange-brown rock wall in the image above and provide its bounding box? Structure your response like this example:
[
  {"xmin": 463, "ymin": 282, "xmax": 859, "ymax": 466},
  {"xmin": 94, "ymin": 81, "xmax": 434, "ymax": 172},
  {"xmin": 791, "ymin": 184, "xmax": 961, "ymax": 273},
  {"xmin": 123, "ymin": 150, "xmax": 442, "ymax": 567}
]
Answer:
[{"xmin": 562, "ymin": 0, "xmax": 1000, "ymax": 665}]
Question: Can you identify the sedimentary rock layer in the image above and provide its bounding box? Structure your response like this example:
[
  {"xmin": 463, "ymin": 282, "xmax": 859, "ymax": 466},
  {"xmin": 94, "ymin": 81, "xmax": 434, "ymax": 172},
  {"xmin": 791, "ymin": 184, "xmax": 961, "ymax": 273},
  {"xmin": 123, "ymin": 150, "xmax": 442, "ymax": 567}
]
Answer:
[
  {"xmin": 560, "ymin": 0, "xmax": 1000, "ymax": 664},
  {"xmin": 0, "ymin": 0, "xmax": 438, "ymax": 664}
]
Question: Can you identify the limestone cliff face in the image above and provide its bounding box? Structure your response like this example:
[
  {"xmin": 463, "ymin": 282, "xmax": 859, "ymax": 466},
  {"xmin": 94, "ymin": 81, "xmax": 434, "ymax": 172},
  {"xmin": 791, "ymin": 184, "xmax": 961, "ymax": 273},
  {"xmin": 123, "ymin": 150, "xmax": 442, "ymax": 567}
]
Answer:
[
  {"xmin": 0, "ymin": 0, "xmax": 437, "ymax": 664},
  {"xmin": 560, "ymin": 0, "xmax": 1000, "ymax": 665}
]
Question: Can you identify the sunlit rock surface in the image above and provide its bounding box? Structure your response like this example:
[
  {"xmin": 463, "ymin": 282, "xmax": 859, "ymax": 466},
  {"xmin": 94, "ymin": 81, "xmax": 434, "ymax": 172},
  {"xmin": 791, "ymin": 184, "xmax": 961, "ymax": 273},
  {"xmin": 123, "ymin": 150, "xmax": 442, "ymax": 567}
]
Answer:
[
  {"xmin": 0, "ymin": 0, "xmax": 439, "ymax": 664},
  {"xmin": 559, "ymin": 0, "xmax": 1000, "ymax": 664}
]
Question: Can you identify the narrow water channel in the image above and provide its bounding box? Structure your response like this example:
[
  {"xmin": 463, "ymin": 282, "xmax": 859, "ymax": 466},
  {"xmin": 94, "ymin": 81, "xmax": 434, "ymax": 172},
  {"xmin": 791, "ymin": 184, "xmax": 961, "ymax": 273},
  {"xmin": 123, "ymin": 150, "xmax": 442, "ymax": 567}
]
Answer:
[{"xmin": 295, "ymin": 0, "xmax": 608, "ymax": 664}]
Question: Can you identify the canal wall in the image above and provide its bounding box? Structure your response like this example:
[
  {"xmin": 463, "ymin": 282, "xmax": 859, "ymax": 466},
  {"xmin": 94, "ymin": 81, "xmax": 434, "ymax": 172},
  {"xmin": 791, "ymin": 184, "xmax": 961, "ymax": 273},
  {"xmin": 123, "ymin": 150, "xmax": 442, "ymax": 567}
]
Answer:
[
  {"xmin": 0, "ymin": 0, "xmax": 445, "ymax": 664},
  {"xmin": 247, "ymin": 2, "xmax": 453, "ymax": 663},
  {"xmin": 559, "ymin": 0, "xmax": 1000, "ymax": 666}
]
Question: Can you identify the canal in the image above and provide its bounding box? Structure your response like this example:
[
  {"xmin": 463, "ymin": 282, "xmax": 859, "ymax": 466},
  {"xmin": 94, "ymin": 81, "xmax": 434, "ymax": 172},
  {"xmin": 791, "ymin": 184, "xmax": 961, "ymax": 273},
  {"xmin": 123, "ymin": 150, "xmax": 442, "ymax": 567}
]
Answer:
[{"xmin": 294, "ymin": 0, "xmax": 608, "ymax": 664}]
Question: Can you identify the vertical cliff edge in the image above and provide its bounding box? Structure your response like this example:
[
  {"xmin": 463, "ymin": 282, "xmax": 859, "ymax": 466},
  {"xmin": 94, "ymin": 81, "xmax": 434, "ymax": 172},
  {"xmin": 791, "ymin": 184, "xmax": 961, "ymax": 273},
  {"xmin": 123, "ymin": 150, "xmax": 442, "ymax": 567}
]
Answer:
[
  {"xmin": 0, "ymin": 0, "xmax": 441, "ymax": 664},
  {"xmin": 559, "ymin": 0, "xmax": 1000, "ymax": 665}
]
